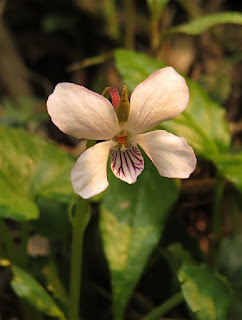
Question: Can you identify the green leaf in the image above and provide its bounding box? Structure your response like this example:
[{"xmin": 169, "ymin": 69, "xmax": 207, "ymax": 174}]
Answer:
[
  {"xmin": 219, "ymin": 233, "xmax": 242, "ymax": 290},
  {"xmin": 0, "ymin": 127, "xmax": 74, "ymax": 221},
  {"xmin": 212, "ymin": 153, "xmax": 242, "ymax": 192},
  {"xmin": 42, "ymin": 259, "xmax": 69, "ymax": 309},
  {"xmin": 11, "ymin": 265, "xmax": 66, "ymax": 319},
  {"xmin": 114, "ymin": 49, "xmax": 166, "ymax": 92},
  {"xmin": 32, "ymin": 197, "xmax": 72, "ymax": 240},
  {"xmin": 179, "ymin": 264, "xmax": 232, "ymax": 320},
  {"xmin": 114, "ymin": 49, "xmax": 231, "ymax": 159},
  {"xmin": 161, "ymin": 79, "xmax": 231, "ymax": 158},
  {"xmin": 167, "ymin": 12, "xmax": 242, "ymax": 36},
  {"xmin": 100, "ymin": 155, "xmax": 179, "ymax": 320}
]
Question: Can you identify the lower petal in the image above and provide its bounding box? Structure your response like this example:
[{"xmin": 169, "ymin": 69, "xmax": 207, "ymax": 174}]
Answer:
[
  {"xmin": 71, "ymin": 140, "xmax": 114, "ymax": 199},
  {"xmin": 110, "ymin": 146, "xmax": 144, "ymax": 184},
  {"xmin": 137, "ymin": 130, "xmax": 197, "ymax": 178}
]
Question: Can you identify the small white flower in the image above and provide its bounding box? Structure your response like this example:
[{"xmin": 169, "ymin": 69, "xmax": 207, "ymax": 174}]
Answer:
[{"xmin": 47, "ymin": 67, "xmax": 196, "ymax": 199}]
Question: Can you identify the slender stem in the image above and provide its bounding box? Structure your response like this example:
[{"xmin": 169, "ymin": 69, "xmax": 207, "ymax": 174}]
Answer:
[
  {"xmin": 151, "ymin": 18, "xmax": 160, "ymax": 53},
  {"xmin": 143, "ymin": 292, "xmax": 184, "ymax": 320},
  {"xmin": 211, "ymin": 170, "xmax": 225, "ymax": 268},
  {"xmin": 212, "ymin": 170, "xmax": 225, "ymax": 241},
  {"xmin": 69, "ymin": 197, "xmax": 91, "ymax": 320},
  {"xmin": 124, "ymin": 0, "xmax": 135, "ymax": 50},
  {"xmin": 0, "ymin": 218, "xmax": 18, "ymax": 262}
]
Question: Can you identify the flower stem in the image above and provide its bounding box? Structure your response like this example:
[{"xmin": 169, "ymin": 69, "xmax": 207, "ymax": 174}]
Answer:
[
  {"xmin": 143, "ymin": 292, "xmax": 184, "ymax": 320},
  {"xmin": 68, "ymin": 196, "xmax": 91, "ymax": 320}
]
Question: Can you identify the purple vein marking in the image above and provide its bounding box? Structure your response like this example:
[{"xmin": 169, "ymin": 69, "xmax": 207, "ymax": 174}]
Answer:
[{"xmin": 111, "ymin": 146, "xmax": 144, "ymax": 181}]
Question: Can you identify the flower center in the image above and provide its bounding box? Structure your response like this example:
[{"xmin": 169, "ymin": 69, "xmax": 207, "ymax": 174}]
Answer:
[{"xmin": 114, "ymin": 130, "xmax": 129, "ymax": 151}]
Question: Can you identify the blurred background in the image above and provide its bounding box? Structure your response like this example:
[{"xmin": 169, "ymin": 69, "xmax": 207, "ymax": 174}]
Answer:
[{"xmin": 0, "ymin": 0, "xmax": 242, "ymax": 320}]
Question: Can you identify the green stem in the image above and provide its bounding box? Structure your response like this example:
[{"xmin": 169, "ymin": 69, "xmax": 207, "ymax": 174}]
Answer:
[
  {"xmin": 0, "ymin": 218, "xmax": 18, "ymax": 262},
  {"xmin": 212, "ymin": 170, "xmax": 225, "ymax": 240},
  {"xmin": 124, "ymin": 0, "xmax": 135, "ymax": 50},
  {"xmin": 211, "ymin": 170, "xmax": 225, "ymax": 267},
  {"xmin": 69, "ymin": 197, "xmax": 91, "ymax": 320},
  {"xmin": 143, "ymin": 292, "xmax": 184, "ymax": 320}
]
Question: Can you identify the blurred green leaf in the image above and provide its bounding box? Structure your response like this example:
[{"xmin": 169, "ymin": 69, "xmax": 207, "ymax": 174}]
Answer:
[
  {"xmin": 218, "ymin": 233, "xmax": 242, "ymax": 320},
  {"xmin": 219, "ymin": 233, "xmax": 242, "ymax": 290},
  {"xmin": 11, "ymin": 265, "xmax": 66, "ymax": 319},
  {"xmin": 42, "ymin": 259, "xmax": 69, "ymax": 309},
  {"xmin": 100, "ymin": 155, "xmax": 179, "ymax": 320},
  {"xmin": 179, "ymin": 264, "xmax": 232, "ymax": 320},
  {"xmin": 212, "ymin": 153, "xmax": 242, "ymax": 192},
  {"xmin": 0, "ymin": 127, "xmax": 74, "ymax": 221},
  {"xmin": 114, "ymin": 49, "xmax": 231, "ymax": 159},
  {"xmin": 32, "ymin": 197, "xmax": 72, "ymax": 240},
  {"xmin": 167, "ymin": 12, "xmax": 242, "ymax": 36}
]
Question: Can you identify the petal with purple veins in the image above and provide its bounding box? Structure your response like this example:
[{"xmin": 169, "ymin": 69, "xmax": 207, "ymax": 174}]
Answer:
[{"xmin": 110, "ymin": 146, "xmax": 144, "ymax": 184}]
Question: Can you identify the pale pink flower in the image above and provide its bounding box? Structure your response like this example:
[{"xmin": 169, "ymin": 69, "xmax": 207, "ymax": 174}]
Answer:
[{"xmin": 47, "ymin": 67, "xmax": 196, "ymax": 199}]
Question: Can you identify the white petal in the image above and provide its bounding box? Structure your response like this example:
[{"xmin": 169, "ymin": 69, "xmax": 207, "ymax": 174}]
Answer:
[
  {"xmin": 71, "ymin": 140, "xmax": 114, "ymax": 199},
  {"xmin": 110, "ymin": 146, "xmax": 144, "ymax": 184},
  {"xmin": 47, "ymin": 83, "xmax": 120, "ymax": 140},
  {"xmin": 123, "ymin": 67, "xmax": 189, "ymax": 134},
  {"xmin": 137, "ymin": 130, "xmax": 196, "ymax": 178}
]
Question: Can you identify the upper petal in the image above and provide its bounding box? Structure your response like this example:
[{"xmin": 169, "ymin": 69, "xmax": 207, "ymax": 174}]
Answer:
[
  {"xmin": 137, "ymin": 130, "xmax": 196, "ymax": 178},
  {"xmin": 123, "ymin": 67, "xmax": 189, "ymax": 134},
  {"xmin": 47, "ymin": 83, "xmax": 121, "ymax": 140},
  {"xmin": 71, "ymin": 140, "xmax": 114, "ymax": 199}
]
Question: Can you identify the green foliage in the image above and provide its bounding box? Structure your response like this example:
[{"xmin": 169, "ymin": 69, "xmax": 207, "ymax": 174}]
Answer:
[
  {"xmin": 161, "ymin": 79, "xmax": 231, "ymax": 158},
  {"xmin": 179, "ymin": 264, "xmax": 232, "ymax": 320},
  {"xmin": 42, "ymin": 259, "xmax": 69, "ymax": 309},
  {"xmin": 32, "ymin": 197, "xmax": 72, "ymax": 240},
  {"xmin": 0, "ymin": 127, "xmax": 75, "ymax": 221},
  {"xmin": 167, "ymin": 12, "xmax": 242, "ymax": 36},
  {"xmin": 219, "ymin": 233, "xmax": 242, "ymax": 319},
  {"xmin": 100, "ymin": 155, "xmax": 179, "ymax": 320},
  {"xmin": 213, "ymin": 153, "xmax": 242, "ymax": 192},
  {"xmin": 11, "ymin": 265, "xmax": 66, "ymax": 319}
]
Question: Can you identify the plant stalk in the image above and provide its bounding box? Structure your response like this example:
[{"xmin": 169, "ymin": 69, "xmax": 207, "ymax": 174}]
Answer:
[
  {"xmin": 69, "ymin": 197, "xmax": 91, "ymax": 320},
  {"xmin": 143, "ymin": 292, "xmax": 184, "ymax": 320}
]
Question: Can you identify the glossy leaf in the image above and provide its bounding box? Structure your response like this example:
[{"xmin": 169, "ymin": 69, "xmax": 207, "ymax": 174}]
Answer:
[
  {"xmin": 179, "ymin": 264, "xmax": 232, "ymax": 320},
  {"xmin": 114, "ymin": 49, "xmax": 231, "ymax": 159},
  {"xmin": 0, "ymin": 127, "xmax": 74, "ymax": 221},
  {"xmin": 213, "ymin": 153, "xmax": 242, "ymax": 192},
  {"xmin": 167, "ymin": 12, "xmax": 242, "ymax": 36},
  {"xmin": 100, "ymin": 155, "xmax": 179, "ymax": 320},
  {"xmin": 11, "ymin": 265, "xmax": 66, "ymax": 319}
]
